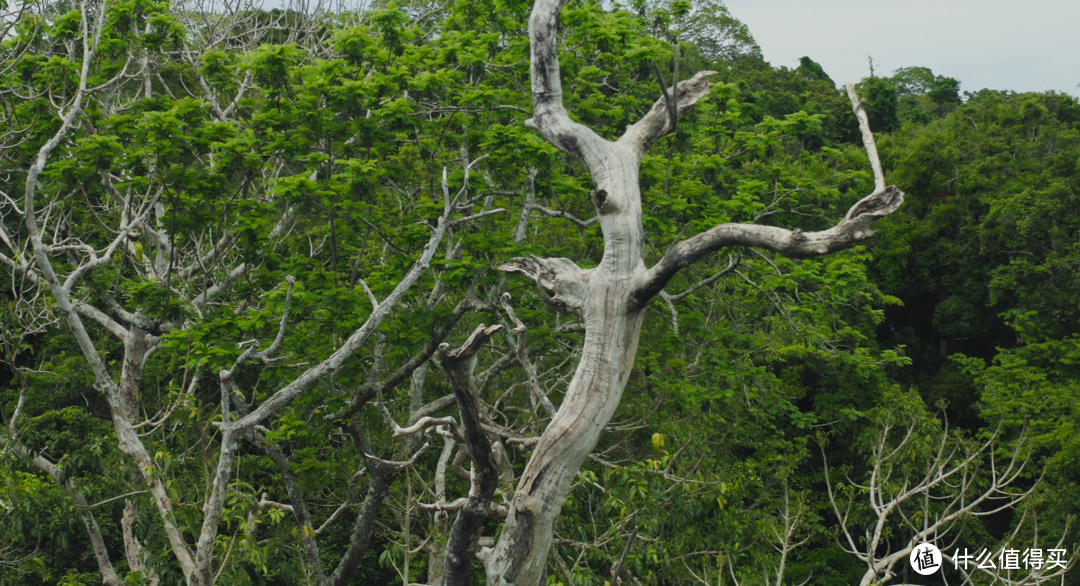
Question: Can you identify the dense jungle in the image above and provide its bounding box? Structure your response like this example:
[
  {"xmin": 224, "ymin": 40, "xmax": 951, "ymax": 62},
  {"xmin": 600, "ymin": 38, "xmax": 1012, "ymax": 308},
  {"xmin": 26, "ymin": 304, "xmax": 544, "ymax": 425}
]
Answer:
[{"xmin": 0, "ymin": 0, "xmax": 1078, "ymax": 584}]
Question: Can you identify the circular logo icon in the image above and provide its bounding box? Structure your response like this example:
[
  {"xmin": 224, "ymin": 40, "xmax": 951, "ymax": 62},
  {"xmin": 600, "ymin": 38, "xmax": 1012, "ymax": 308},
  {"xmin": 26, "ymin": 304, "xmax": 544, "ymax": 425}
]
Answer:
[{"xmin": 910, "ymin": 543, "xmax": 943, "ymax": 576}]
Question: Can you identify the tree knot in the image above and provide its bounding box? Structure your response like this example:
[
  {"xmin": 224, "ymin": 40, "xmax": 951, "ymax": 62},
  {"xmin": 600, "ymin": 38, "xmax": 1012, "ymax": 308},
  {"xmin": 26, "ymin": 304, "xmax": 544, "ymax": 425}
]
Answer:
[{"xmin": 591, "ymin": 189, "xmax": 615, "ymax": 214}]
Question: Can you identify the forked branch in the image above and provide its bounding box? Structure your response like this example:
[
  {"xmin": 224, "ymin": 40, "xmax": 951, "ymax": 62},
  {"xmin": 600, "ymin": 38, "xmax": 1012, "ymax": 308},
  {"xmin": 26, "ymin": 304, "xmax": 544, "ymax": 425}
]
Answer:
[
  {"xmin": 619, "ymin": 70, "xmax": 718, "ymax": 156},
  {"xmin": 501, "ymin": 293, "xmax": 557, "ymax": 417},
  {"xmin": 525, "ymin": 0, "xmax": 607, "ymax": 163},
  {"xmin": 823, "ymin": 420, "xmax": 1039, "ymax": 586},
  {"xmin": 439, "ymin": 324, "xmax": 504, "ymax": 586}
]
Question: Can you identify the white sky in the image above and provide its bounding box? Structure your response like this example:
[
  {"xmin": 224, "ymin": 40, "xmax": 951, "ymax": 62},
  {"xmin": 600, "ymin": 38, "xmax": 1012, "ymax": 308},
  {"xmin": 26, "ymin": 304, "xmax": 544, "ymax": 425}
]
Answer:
[{"xmin": 723, "ymin": 0, "xmax": 1080, "ymax": 97}]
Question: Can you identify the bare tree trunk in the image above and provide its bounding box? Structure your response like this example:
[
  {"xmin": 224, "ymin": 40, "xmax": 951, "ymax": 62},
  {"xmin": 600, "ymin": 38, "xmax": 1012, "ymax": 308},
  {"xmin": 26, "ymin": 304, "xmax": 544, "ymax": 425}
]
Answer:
[
  {"xmin": 122, "ymin": 500, "xmax": 160, "ymax": 586},
  {"xmin": 328, "ymin": 463, "xmax": 395, "ymax": 586},
  {"xmin": 483, "ymin": 0, "xmax": 904, "ymax": 583},
  {"xmin": 489, "ymin": 259, "xmax": 646, "ymax": 584}
]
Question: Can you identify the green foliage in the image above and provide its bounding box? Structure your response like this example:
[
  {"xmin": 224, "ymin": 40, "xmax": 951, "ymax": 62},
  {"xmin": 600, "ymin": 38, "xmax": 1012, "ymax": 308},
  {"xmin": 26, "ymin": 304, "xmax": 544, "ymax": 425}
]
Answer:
[
  {"xmin": 857, "ymin": 75, "xmax": 901, "ymax": 133},
  {"xmin": 1, "ymin": 0, "xmax": 1076, "ymax": 584},
  {"xmin": 796, "ymin": 56, "xmax": 833, "ymax": 86},
  {"xmin": 876, "ymin": 90, "xmax": 1080, "ymax": 387}
]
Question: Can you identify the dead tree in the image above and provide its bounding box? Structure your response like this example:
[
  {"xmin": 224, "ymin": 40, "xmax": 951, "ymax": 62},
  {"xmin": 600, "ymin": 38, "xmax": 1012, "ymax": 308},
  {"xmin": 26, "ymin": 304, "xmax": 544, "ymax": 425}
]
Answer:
[
  {"xmin": 479, "ymin": 0, "xmax": 904, "ymax": 582},
  {"xmin": 823, "ymin": 419, "xmax": 1069, "ymax": 586}
]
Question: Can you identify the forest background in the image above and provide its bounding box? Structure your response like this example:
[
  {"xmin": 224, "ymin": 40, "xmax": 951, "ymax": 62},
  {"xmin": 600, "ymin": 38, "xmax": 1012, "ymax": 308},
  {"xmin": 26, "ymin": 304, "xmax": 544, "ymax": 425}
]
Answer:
[{"xmin": 0, "ymin": 0, "xmax": 1078, "ymax": 584}]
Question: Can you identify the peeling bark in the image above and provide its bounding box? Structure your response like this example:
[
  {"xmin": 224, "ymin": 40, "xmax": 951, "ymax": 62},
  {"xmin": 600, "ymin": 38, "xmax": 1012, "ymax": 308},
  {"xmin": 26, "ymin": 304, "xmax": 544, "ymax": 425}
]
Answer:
[{"xmin": 500, "ymin": 257, "xmax": 592, "ymax": 317}]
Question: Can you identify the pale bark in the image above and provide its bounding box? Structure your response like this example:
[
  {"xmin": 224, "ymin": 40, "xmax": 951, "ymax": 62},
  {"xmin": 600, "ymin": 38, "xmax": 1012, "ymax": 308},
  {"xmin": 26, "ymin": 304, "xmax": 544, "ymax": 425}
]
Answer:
[
  {"xmin": 4, "ymin": 0, "xmax": 904, "ymax": 582},
  {"xmin": 233, "ymin": 162, "xmax": 500, "ymax": 433},
  {"xmin": 846, "ymin": 82, "xmax": 886, "ymax": 192},
  {"xmin": 501, "ymin": 294, "xmax": 556, "ymax": 417},
  {"xmin": 768, "ymin": 484, "xmax": 810, "ymax": 586},
  {"xmin": 823, "ymin": 422, "xmax": 1047, "ymax": 586},
  {"xmin": 20, "ymin": 1, "xmax": 199, "ymax": 579},
  {"xmin": 122, "ymin": 501, "xmax": 161, "ymax": 586},
  {"xmin": 329, "ymin": 422, "xmax": 398, "ymax": 586},
  {"xmin": 482, "ymin": 0, "xmax": 905, "ymax": 583},
  {"xmin": 195, "ymin": 188, "xmax": 490, "ymax": 584},
  {"xmin": 327, "ymin": 466, "xmax": 394, "ymax": 586},
  {"xmin": 14, "ymin": 17, "xmax": 494, "ymax": 576},
  {"xmin": 426, "ymin": 438, "xmax": 456, "ymax": 584}
]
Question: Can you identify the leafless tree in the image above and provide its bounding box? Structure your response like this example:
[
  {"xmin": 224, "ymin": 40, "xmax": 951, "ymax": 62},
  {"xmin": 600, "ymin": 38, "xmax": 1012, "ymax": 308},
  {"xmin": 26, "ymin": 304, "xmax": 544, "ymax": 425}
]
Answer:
[
  {"xmin": 471, "ymin": 0, "xmax": 903, "ymax": 581},
  {"xmin": 823, "ymin": 417, "xmax": 1070, "ymax": 586}
]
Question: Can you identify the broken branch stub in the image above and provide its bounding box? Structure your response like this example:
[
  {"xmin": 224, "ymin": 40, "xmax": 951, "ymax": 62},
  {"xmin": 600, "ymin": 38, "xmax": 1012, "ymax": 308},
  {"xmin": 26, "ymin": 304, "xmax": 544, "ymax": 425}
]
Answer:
[{"xmin": 500, "ymin": 256, "xmax": 591, "ymax": 317}]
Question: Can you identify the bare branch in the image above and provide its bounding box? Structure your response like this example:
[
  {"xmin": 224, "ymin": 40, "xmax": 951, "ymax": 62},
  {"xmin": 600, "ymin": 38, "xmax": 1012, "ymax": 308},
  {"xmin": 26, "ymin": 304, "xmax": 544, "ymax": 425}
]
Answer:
[
  {"xmin": 12, "ymin": 444, "xmax": 123, "ymax": 586},
  {"xmin": 177, "ymin": 231, "xmax": 235, "ymax": 281},
  {"xmin": 450, "ymin": 208, "xmax": 507, "ymax": 226},
  {"xmin": 824, "ymin": 419, "xmax": 1042, "ymax": 586},
  {"xmin": 501, "ymin": 256, "xmax": 592, "ymax": 317},
  {"xmin": 328, "ymin": 448, "xmax": 396, "ymax": 586},
  {"xmin": 525, "ymin": 0, "xmax": 609, "ymax": 164},
  {"xmin": 610, "ymin": 526, "xmax": 639, "ymax": 585},
  {"xmin": 632, "ymin": 185, "xmax": 902, "ymax": 307},
  {"xmin": 846, "ymin": 82, "xmax": 886, "ymax": 192},
  {"xmin": 73, "ymin": 301, "xmax": 129, "ymax": 339},
  {"xmin": 501, "ymin": 293, "xmax": 556, "ymax": 417},
  {"xmin": 530, "ymin": 204, "xmax": 598, "ymax": 229},
  {"xmin": 363, "ymin": 443, "xmax": 431, "ymax": 468},
  {"xmin": 357, "ymin": 276, "xmax": 380, "ymax": 310},
  {"xmin": 234, "ymin": 156, "xmax": 496, "ymax": 431},
  {"xmin": 619, "ymin": 70, "xmax": 717, "ymax": 156},
  {"xmin": 632, "ymin": 83, "xmax": 901, "ymax": 307},
  {"xmin": 122, "ymin": 501, "xmax": 160, "ymax": 586},
  {"xmin": 14, "ymin": 1, "xmax": 202, "ymax": 577},
  {"xmin": 331, "ymin": 295, "xmax": 483, "ymax": 424},
  {"xmin": 191, "ymin": 263, "xmax": 249, "ymax": 309},
  {"xmin": 438, "ymin": 324, "xmax": 504, "ymax": 585},
  {"xmin": 664, "ymin": 255, "xmax": 740, "ymax": 303}
]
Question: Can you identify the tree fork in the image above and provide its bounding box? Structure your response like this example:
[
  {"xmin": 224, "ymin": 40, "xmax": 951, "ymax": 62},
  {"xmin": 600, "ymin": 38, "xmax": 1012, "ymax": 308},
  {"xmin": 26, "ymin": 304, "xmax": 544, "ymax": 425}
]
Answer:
[
  {"xmin": 484, "ymin": 0, "xmax": 903, "ymax": 582},
  {"xmin": 440, "ymin": 324, "xmax": 504, "ymax": 585}
]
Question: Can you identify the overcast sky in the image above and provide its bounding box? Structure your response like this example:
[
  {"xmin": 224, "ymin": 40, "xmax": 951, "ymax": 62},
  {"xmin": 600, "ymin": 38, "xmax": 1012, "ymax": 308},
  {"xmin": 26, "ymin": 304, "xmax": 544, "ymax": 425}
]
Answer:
[{"xmin": 722, "ymin": 0, "xmax": 1080, "ymax": 97}]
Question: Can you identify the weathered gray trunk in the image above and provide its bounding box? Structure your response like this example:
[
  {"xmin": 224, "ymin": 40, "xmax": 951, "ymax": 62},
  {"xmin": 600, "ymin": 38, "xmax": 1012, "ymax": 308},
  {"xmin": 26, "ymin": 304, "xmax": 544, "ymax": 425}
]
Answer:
[
  {"xmin": 488, "ymin": 145, "xmax": 649, "ymax": 584},
  {"xmin": 483, "ymin": 0, "xmax": 903, "ymax": 582},
  {"xmin": 486, "ymin": 299, "xmax": 645, "ymax": 584}
]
